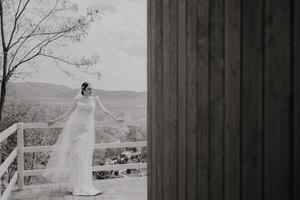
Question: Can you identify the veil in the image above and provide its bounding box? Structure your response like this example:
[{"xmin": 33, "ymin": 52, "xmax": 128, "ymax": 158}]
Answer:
[{"xmin": 42, "ymin": 90, "xmax": 82, "ymax": 183}]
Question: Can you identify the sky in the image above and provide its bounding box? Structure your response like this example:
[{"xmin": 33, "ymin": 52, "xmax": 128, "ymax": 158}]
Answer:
[{"xmin": 20, "ymin": 0, "xmax": 147, "ymax": 92}]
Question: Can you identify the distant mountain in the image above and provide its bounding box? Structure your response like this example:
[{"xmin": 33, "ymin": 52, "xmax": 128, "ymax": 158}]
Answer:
[{"xmin": 8, "ymin": 82, "xmax": 147, "ymax": 100}]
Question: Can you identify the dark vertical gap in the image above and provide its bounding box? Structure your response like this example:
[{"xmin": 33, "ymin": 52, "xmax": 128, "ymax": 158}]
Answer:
[
  {"xmin": 195, "ymin": 0, "xmax": 198, "ymax": 197},
  {"xmin": 184, "ymin": 1, "xmax": 188, "ymax": 199},
  {"xmin": 160, "ymin": 0, "xmax": 164, "ymax": 199},
  {"xmin": 208, "ymin": 0, "xmax": 211, "ymax": 199},
  {"xmin": 154, "ymin": 0, "xmax": 157, "ymax": 196},
  {"xmin": 208, "ymin": 0, "xmax": 212, "ymax": 198},
  {"xmin": 171, "ymin": 0, "xmax": 179, "ymax": 198},
  {"xmin": 177, "ymin": 0, "xmax": 188, "ymax": 199},
  {"xmin": 171, "ymin": 0, "xmax": 175, "ymax": 198},
  {"xmin": 176, "ymin": 26, "xmax": 179, "ymax": 200},
  {"xmin": 208, "ymin": 0, "xmax": 211, "ymax": 198},
  {"xmin": 162, "ymin": 0, "xmax": 167, "ymax": 199},
  {"xmin": 196, "ymin": 0, "xmax": 198, "ymax": 196},
  {"xmin": 262, "ymin": 0, "xmax": 266, "ymax": 199},
  {"xmin": 290, "ymin": 0, "xmax": 294, "ymax": 198},
  {"xmin": 222, "ymin": 0, "xmax": 226, "ymax": 199},
  {"xmin": 154, "ymin": 0, "xmax": 160, "ymax": 198},
  {"xmin": 176, "ymin": 0, "xmax": 179, "ymax": 197},
  {"xmin": 240, "ymin": 0, "xmax": 243, "ymax": 199}
]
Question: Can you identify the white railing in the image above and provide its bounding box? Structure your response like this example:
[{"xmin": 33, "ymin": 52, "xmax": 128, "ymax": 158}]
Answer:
[
  {"xmin": 0, "ymin": 124, "xmax": 19, "ymax": 200},
  {"xmin": 0, "ymin": 121, "xmax": 147, "ymax": 200}
]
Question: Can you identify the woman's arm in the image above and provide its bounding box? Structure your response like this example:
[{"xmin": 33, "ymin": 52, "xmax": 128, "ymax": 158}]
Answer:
[
  {"xmin": 95, "ymin": 96, "xmax": 117, "ymax": 120},
  {"xmin": 48, "ymin": 101, "xmax": 77, "ymax": 124}
]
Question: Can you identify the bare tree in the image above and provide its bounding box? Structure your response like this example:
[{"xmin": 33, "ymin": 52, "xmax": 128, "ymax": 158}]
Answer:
[{"xmin": 0, "ymin": 0, "xmax": 101, "ymax": 120}]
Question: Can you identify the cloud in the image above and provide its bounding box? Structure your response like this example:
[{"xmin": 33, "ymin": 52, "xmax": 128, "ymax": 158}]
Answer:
[
  {"xmin": 94, "ymin": 4, "xmax": 117, "ymax": 13},
  {"xmin": 24, "ymin": 0, "xmax": 147, "ymax": 92}
]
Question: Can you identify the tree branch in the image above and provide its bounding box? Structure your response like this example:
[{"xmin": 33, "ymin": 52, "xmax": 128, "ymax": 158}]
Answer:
[
  {"xmin": 0, "ymin": 1, "xmax": 6, "ymax": 49},
  {"xmin": 8, "ymin": 0, "xmax": 58, "ymax": 65},
  {"xmin": 39, "ymin": 53, "xmax": 75, "ymax": 65},
  {"xmin": 3, "ymin": 0, "xmax": 101, "ymax": 84},
  {"xmin": 6, "ymin": 32, "xmax": 66, "ymax": 79},
  {"xmin": 6, "ymin": 51, "xmax": 40, "ymax": 81},
  {"xmin": 40, "ymin": 53, "xmax": 101, "ymax": 79},
  {"xmin": 8, "ymin": 28, "xmax": 29, "ymax": 49},
  {"xmin": 0, "ymin": 1, "xmax": 7, "ymax": 83},
  {"xmin": 18, "ymin": 32, "xmax": 64, "ymax": 63},
  {"xmin": 16, "ymin": 0, "xmax": 30, "ymax": 20},
  {"xmin": 8, "ymin": 24, "xmax": 77, "ymax": 49},
  {"xmin": 7, "ymin": 0, "xmax": 30, "ymax": 48}
]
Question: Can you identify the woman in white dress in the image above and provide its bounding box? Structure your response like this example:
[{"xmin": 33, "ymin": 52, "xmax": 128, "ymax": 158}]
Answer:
[{"xmin": 44, "ymin": 82, "xmax": 124, "ymax": 196}]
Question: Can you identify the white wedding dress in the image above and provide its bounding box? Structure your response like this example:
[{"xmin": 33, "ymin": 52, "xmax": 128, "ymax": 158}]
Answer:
[{"xmin": 43, "ymin": 95, "xmax": 102, "ymax": 195}]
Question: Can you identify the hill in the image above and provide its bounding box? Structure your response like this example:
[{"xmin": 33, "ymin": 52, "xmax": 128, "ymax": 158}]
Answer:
[{"xmin": 7, "ymin": 82, "xmax": 147, "ymax": 100}]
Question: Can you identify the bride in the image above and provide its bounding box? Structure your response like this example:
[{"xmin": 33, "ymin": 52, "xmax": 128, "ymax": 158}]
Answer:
[{"xmin": 43, "ymin": 82, "xmax": 124, "ymax": 196}]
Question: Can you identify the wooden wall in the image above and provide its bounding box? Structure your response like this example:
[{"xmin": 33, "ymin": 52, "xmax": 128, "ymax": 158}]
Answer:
[{"xmin": 147, "ymin": 0, "xmax": 300, "ymax": 200}]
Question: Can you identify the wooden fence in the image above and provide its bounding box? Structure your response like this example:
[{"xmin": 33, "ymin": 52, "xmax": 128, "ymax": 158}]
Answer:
[
  {"xmin": 0, "ymin": 121, "xmax": 147, "ymax": 200},
  {"xmin": 0, "ymin": 124, "xmax": 19, "ymax": 200}
]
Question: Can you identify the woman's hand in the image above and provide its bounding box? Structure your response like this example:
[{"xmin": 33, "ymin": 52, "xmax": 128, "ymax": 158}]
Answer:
[
  {"xmin": 115, "ymin": 118, "xmax": 125, "ymax": 123},
  {"xmin": 46, "ymin": 120, "xmax": 56, "ymax": 126}
]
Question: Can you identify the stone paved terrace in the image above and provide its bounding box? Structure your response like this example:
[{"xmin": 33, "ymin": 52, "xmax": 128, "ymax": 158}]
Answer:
[{"xmin": 10, "ymin": 177, "xmax": 147, "ymax": 200}]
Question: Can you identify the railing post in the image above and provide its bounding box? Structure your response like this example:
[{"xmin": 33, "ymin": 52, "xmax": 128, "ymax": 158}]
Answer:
[{"xmin": 17, "ymin": 123, "xmax": 24, "ymax": 190}]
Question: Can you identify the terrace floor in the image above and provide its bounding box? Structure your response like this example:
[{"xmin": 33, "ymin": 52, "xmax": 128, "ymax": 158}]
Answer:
[{"xmin": 10, "ymin": 177, "xmax": 147, "ymax": 200}]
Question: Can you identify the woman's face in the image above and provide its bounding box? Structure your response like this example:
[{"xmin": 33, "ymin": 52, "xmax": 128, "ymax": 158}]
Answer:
[{"xmin": 83, "ymin": 84, "xmax": 93, "ymax": 96}]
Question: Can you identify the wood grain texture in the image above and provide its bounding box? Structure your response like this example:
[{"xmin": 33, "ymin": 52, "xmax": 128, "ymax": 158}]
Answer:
[
  {"xmin": 209, "ymin": 0, "xmax": 225, "ymax": 199},
  {"xmin": 150, "ymin": 0, "xmax": 157, "ymax": 199},
  {"xmin": 147, "ymin": 0, "xmax": 296, "ymax": 199},
  {"xmin": 241, "ymin": 0, "xmax": 264, "ymax": 200},
  {"xmin": 177, "ymin": 0, "xmax": 187, "ymax": 199},
  {"xmin": 147, "ymin": 0, "xmax": 151, "ymax": 198},
  {"xmin": 162, "ymin": 0, "xmax": 170, "ymax": 199},
  {"xmin": 169, "ymin": 0, "xmax": 178, "ymax": 199},
  {"xmin": 196, "ymin": 0, "xmax": 210, "ymax": 199},
  {"xmin": 186, "ymin": 0, "xmax": 197, "ymax": 199},
  {"xmin": 155, "ymin": 0, "xmax": 164, "ymax": 199},
  {"xmin": 224, "ymin": 0, "xmax": 241, "ymax": 199},
  {"xmin": 293, "ymin": 1, "xmax": 300, "ymax": 200},
  {"xmin": 264, "ymin": 0, "xmax": 292, "ymax": 199}
]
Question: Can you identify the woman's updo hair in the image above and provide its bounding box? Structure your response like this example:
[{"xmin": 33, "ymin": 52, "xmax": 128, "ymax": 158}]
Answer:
[{"xmin": 81, "ymin": 82, "xmax": 90, "ymax": 95}]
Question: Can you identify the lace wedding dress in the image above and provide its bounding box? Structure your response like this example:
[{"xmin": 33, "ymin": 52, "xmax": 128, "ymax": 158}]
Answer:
[{"xmin": 43, "ymin": 95, "xmax": 102, "ymax": 196}]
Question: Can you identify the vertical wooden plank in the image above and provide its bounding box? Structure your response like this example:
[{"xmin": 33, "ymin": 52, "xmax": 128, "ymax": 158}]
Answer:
[
  {"xmin": 150, "ymin": 0, "xmax": 157, "ymax": 199},
  {"xmin": 224, "ymin": 0, "xmax": 241, "ymax": 199},
  {"xmin": 169, "ymin": 0, "xmax": 178, "ymax": 200},
  {"xmin": 264, "ymin": 0, "xmax": 291, "ymax": 199},
  {"xmin": 177, "ymin": 0, "xmax": 187, "ymax": 199},
  {"xmin": 155, "ymin": 0, "xmax": 164, "ymax": 199},
  {"xmin": 209, "ymin": 0, "xmax": 225, "ymax": 199},
  {"xmin": 186, "ymin": 0, "xmax": 197, "ymax": 199},
  {"xmin": 241, "ymin": 0, "xmax": 264, "ymax": 200},
  {"xmin": 17, "ymin": 123, "xmax": 24, "ymax": 190},
  {"xmin": 147, "ymin": 0, "xmax": 152, "ymax": 199},
  {"xmin": 196, "ymin": 0, "xmax": 210, "ymax": 199},
  {"xmin": 293, "ymin": 1, "xmax": 300, "ymax": 199},
  {"xmin": 162, "ymin": 0, "xmax": 170, "ymax": 198}
]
